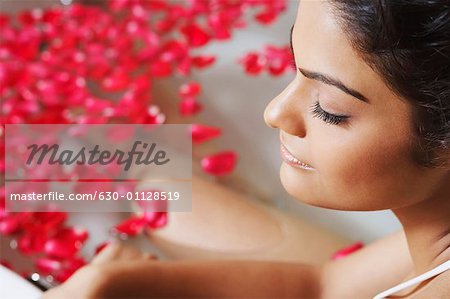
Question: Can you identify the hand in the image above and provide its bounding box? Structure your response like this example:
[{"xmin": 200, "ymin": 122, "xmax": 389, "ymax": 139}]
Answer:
[
  {"xmin": 42, "ymin": 242, "xmax": 157, "ymax": 299},
  {"xmin": 90, "ymin": 241, "xmax": 158, "ymax": 266}
]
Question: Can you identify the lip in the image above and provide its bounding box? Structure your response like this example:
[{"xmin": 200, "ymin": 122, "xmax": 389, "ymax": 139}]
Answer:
[{"xmin": 279, "ymin": 139, "xmax": 315, "ymax": 171}]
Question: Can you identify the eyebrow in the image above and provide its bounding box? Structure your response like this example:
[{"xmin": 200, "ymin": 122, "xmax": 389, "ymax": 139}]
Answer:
[{"xmin": 289, "ymin": 24, "xmax": 370, "ymax": 103}]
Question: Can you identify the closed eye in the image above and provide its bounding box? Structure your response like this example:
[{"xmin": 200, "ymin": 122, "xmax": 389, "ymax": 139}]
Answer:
[{"xmin": 310, "ymin": 101, "xmax": 349, "ymax": 125}]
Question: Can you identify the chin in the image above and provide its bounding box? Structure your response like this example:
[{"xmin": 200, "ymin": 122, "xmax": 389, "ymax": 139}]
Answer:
[
  {"xmin": 279, "ymin": 163, "xmax": 324, "ymax": 207},
  {"xmin": 279, "ymin": 163, "xmax": 373, "ymax": 211}
]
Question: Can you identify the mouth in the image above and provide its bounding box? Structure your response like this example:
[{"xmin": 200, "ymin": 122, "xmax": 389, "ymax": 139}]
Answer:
[{"xmin": 279, "ymin": 143, "xmax": 315, "ymax": 171}]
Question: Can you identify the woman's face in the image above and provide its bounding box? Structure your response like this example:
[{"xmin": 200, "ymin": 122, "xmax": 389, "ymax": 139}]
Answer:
[{"xmin": 264, "ymin": 1, "xmax": 447, "ymax": 211}]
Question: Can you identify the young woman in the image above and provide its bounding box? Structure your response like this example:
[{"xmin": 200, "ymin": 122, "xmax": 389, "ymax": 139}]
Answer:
[{"xmin": 44, "ymin": 1, "xmax": 449, "ymax": 298}]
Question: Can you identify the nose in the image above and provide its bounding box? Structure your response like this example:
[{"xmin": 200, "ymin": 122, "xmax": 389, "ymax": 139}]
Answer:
[{"xmin": 263, "ymin": 79, "xmax": 307, "ymax": 138}]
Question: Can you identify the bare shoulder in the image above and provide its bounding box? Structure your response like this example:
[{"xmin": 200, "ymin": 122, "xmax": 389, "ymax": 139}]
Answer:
[
  {"xmin": 321, "ymin": 229, "xmax": 414, "ymax": 298},
  {"xmin": 411, "ymin": 270, "xmax": 450, "ymax": 299}
]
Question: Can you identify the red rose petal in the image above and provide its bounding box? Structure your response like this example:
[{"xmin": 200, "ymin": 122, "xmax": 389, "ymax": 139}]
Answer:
[
  {"xmin": 146, "ymin": 212, "xmax": 168, "ymax": 229},
  {"xmin": 201, "ymin": 151, "xmax": 238, "ymax": 176},
  {"xmin": 177, "ymin": 56, "xmax": 191, "ymax": 76},
  {"xmin": 35, "ymin": 257, "xmax": 62, "ymax": 274},
  {"xmin": 180, "ymin": 23, "xmax": 210, "ymax": 47},
  {"xmin": 102, "ymin": 71, "xmax": 131, "ymax": 92},
  {"xmin": 0, "ymin": 215, "xmax": 21, "ymax": 235},
  {"xmin": 179, "ymin": 97, "xmax": 202, "ymax": 116},
  {"xmin": 240, "ymin": 52, "xmax": 265, "ymax": 75},
  {"xmin": 268, "ymin": 63, "xmax": 286, "ymax": 76},
  {"xmin": 192, "ymin": 55, "xmax": 216, "ymax": 68},
  {"xmin": 190, "ymin": 124, "xmax": 222, "ymax": 143},
  {"xmin": 113, "ymin": 216, "xmax": 146, "ymax": 236},
  {"xmin": 150, "ymin": 60, "xmax": 172, "ymax": 77},
  {"xmin": 94, "ymin": 241, "xmax": 112, "ymax": 255},
  {"xmin": 44, "ymin": 227, "xmax": 88, "ymax": 259},
  {"xmin": 18, "ymin": 231, "xmax": 47, "ymax": 255},
  {"xmin": 331, "ymin": 242, "xmax": 364, "ymax": 261},
  {"xmin": 179, "ymin": 82, "xmax": 201, "ymax": 97},
  {"xmin": 255, "ymin": 10, "xmax": 277, "ymax": 25}
]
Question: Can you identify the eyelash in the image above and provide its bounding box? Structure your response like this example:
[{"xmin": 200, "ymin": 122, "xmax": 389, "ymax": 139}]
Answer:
[
  {"xmin": 310, "ymin": 101, "xmax": 349, "ymax": 125},
  {"xmin": 289, "ymin": 47, "xmax": 349, "ymax": 126}
]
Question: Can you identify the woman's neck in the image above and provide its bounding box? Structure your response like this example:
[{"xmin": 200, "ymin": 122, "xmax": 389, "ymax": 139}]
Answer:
[{"xmin": 392, "ymin": 180, "xmax": 450, "ymax": 276}]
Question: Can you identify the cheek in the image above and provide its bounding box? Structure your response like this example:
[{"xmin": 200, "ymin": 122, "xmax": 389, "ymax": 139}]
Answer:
[{"xmin": 314, "ymin": 124, "xmax": 426, "ymax": 210}]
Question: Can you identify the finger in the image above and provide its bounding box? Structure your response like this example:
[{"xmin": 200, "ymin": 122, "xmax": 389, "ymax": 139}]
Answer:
[
  {"xmin": 114, "ymin": 245, "xmax": 145, "ymax": 261},
  {"xmin": 91, "ymin": 241, "xmax": 122, "ymax": 265},
  {"xmin": 92, "ymin": 242, "xmax": 153, "ymax": 265}
]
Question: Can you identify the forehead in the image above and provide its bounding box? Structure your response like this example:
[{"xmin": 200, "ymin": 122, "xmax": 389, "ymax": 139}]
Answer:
[{"xmin": 293, "ymin": 1, "xmax": 387, "ymax": 101}]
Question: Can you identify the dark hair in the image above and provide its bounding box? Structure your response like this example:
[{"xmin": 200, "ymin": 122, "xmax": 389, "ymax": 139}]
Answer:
[{"xmin": 329, "ymin": 0, "xmax": 449, "ymax": 167}]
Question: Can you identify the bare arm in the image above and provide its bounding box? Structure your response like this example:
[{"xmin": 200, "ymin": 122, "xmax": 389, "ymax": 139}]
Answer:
[
  {"xmin": 44, "ymin": 257, "xmax": 323, "ymax": 298},
  {"xmin": 44, "ymin": 229, "xmax": 412, "ymax": 299},
  {"xmin": 97, "ymin": 259, "xmax": 323, "ymax": 298},
  {"xmin": 104, "ymin": 230, "xmax": 411, "ymax": 299}
]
